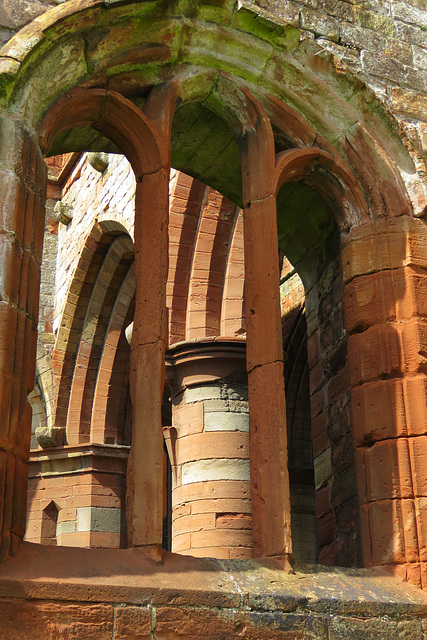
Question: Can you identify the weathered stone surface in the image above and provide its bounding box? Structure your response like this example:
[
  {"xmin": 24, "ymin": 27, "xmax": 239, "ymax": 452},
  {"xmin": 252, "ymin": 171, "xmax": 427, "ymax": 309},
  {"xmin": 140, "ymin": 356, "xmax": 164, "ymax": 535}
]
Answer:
[
  {"xmin": 181, "ymin": 458, "xmax": 250, "ymax": 484},
  {"xmin": 76, "ymin": 507, "xmax": 122, "ymax": 533},
  {"xmin": 329, "ymin": 616, "xmax": 424, "ymax": 639},
  {"xmin": 204, "ymin": 411, "xmax": 249, "ymax": 432},
  {"xmin": 1, "ymin": 0, "xmax": 427, "ymax": 615},
  {"xmin": 114, "ymin": 606, "xmax": 151, "ymax": 640},
  {"xmin": 0, "ymin": 544, "xmax": 425, "ymax": 636},
  {"xmin": 0, "ymin": 599, "xmax": 114, "ymax": 639},
  {"xmin": 391, "ymin": 87, "xmax": 427, "ymax": 122},
  {"xmin": 300, "ymin": 8, "xmax": 340, "ymax": 41},
  {"xmin": 0, "ymin": 0, "xmax": 51, "ymax": 30}
]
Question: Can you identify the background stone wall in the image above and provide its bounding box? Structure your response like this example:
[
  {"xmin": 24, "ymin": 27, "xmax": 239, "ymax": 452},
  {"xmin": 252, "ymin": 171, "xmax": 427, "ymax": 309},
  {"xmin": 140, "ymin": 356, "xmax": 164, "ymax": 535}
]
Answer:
[
  {"xmin": 55, "ymin": 154, "xmax": 135, "ymax": 334},
  {"xmin": 0, "ymin": 0, "xmax": 63, "ymax": 47},
  {"xmin": 2, "ymin": 0, "xmax": 425, "ymax": 210},
  {"xmin": 256, "ymin": 0, "xmax": 427, "ymax": 197}
]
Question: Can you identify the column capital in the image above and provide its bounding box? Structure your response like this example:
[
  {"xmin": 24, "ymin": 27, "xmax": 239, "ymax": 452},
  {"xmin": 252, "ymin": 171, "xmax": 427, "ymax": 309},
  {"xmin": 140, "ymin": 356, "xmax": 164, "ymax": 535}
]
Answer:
[{"xmin": 166, "ymin": 337, "xmax": 247, "ymax": 393}]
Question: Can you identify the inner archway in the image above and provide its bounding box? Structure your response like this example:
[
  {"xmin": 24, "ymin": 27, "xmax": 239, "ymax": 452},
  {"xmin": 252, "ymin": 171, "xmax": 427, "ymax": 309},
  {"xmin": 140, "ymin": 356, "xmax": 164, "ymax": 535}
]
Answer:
[{"xmin": 277, "ymin": 179, "xmax": 354, "ymax": 566}]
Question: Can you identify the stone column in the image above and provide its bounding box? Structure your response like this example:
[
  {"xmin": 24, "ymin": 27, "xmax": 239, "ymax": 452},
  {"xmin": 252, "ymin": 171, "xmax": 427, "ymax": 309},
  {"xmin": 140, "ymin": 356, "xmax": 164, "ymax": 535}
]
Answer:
[
  {"xmin": 239, "ymin": 104, "xmax": 292, "ymax": 559},
  {"xmin": 0, "ymin": 111, "xmax": 47, "ymax": 559},
  {"xmin": 127, "ymin": 167, "xmax": 169, "ymax": 548},
  {"xmin": 343, "ymin": 216, "xmax": 427, "ymax": 589},
  {"xmin": 166, "ymin": 338, "xmax": 252, "ymax": 559}
]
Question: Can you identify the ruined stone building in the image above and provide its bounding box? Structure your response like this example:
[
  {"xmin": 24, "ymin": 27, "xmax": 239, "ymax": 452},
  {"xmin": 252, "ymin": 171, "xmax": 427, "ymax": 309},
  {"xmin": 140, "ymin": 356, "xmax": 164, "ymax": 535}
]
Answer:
[{"xmin": 0, "ymin": 0, "xmax": 427, "ymax": 637}]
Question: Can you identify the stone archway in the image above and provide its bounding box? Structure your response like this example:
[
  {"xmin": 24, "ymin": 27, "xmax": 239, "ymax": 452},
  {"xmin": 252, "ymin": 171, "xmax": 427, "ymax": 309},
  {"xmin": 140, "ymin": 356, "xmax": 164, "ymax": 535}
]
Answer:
[{"xmin": 0, "ymin": 0, "xmax": 426, "ymax": 587}]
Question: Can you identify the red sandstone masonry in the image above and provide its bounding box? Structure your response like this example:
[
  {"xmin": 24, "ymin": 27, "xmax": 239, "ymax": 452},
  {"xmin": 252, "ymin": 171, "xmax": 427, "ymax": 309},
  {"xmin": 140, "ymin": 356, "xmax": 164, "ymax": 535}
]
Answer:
[
  {"xmin": 344, "ymin": 219, "xmax": 427, "ymax": 582},
  {"xmin": 0, "ymin": 1, "xmax": 422, "ymax": 600},
  {"xmin": 0, "ymin": 111, "xmax": 47, "ymax": 559}
]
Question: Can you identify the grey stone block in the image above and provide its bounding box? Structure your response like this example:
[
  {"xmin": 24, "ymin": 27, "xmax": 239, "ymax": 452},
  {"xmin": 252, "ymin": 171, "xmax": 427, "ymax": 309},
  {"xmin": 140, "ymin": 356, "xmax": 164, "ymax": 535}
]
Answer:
[
  {"xmin": 204, "ymin": 411, "xmax": 249, "ymax": 432},
  {"xmin": 76, "ymin": 507, "xmax": 122, "ymax": 533},
  {"xmin": 182, "ymin": 459, "xmax": 250, "ymax": 484}
]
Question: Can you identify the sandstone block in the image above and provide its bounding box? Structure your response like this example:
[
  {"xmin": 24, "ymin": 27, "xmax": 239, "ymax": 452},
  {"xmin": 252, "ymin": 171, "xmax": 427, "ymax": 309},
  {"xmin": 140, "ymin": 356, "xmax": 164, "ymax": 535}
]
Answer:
[
  {"xmin": 171, "ymin": 531, "xmax": 191, "ymax": 552},
  {"xmin": 367, "ymin": 499, "xmax": 411, "ymax": 565},
  {"xmin": 392, "ymin": 2, "xmax": 427, "ymax": 27},
  {"xmin": 114, "ymin": 606, "xmax": 151, "ymax": 640},
  {"xmin": 185, "ymin": 384, "xmax": 222, "ymax": 403},
  {"xmin": 317, "ymin": 0, "xmax": 356, "ymax": 22},
  {"xmin": 344, "ymin": 271, "xmax": 400, "ymax": 333},
  {"xmin": 89, "ymin": 531, "xmax": 121, "ymax": 548},
  {"xmin": 300, "ymin": 8, "xmax": 340, "ymax": 41},
  {"xmin": 314, "ymin": 447, "xmax": 332, "ymax": 490},
  {"xmin": 417, "ymin": 497, "xmax": 427, "ymax": 562},
  {"xmin": 204, "ymin": 411, "xmax": 249, "ymax": 432},
  {"xmin": 76, "ymin": 506, "xmax": 122, "ymax": 533},
  {"xmin": 315, "ymin": 484, "xmax": 331, "ymax": 519},
  {"xmin": 190, "ymin": 498, "xmax": 251, "ymax": 515},
  {"xmin": 0, "ymin": 599, "xmax": 113, "ymax": 639},
  {"xmin": 172, "ymin": 481, "xmax": 251, "ymax": 508},
  {"xmin": 348, "ymin": 324, "xmax": 402, "ymax": 386},
  {"xmin": 363, "ymin": 438, "xmax": 413, "ymax": 502},
  {"xmin": 392, "ymin": 87, "xmax": 427, "ymax": 122},
  {"xmin": 176, "ymin": 431, "xmax": 249, "ymax": 463},
  {"xmin": 351, "ymin": 378, "xmax": 407, "ymax": 445},
  {"xmin": 190, "ymin": 528, "xmax": 252, "ymax": 549},
  {"xmin": 356, "ymin": 9, "xmax": 395, "ymax": 35},
  {"xmin": 173, "ymin": 401, "xmax": 204, "ymax": 436},
  {"xmin": 173, "ymin": 513, "xmax": 216, "ymax": 535},
  {"xmin": 408, "ymin": 437, "xmax": 427, "ymax": 496},
  {"xmin": 329, "ymin": 615, "xmax": 424, "ymax": 640},
  {"xmin": 56, "ymin": 521, "xmax": 76, "ymax": 536},
  {"xmin": 401, "ymin": 320, "xmax": 427, "ymax": 374},
  {"xmin": 181, "ymin": 458, "xmax": 250, "ymax": 484},
  {"xmin": 171, "ymin": 504, "xmax": 191, "ymax": 519},
  {"xmin": 317, "ymin": 510, "xmax": 335, "ymax": 548},
  {"xmin": 215, "ymin": 513, "xmax": 252, "ymax": 530},
  {"xmin": 340, "ymin": 22, "xmax": 386, "ymax": 52},
  {"xmin": 341, "ymin": 223, "xmax": 408, "ymax": 282}
]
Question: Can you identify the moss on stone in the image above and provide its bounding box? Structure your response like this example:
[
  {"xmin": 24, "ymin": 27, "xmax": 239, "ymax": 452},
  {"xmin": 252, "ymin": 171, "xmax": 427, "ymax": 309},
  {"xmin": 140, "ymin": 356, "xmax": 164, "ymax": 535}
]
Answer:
[
  {"xmin": 230, "ymin": 5, "xmax": 300, "ymax": 51},
  {"xmin": 171, "ymin": 101, "xmax": 242, "ymax": 205},
  {"xmin": 276, "ymin": 181, "xmax": 338, "ymax": 288}
]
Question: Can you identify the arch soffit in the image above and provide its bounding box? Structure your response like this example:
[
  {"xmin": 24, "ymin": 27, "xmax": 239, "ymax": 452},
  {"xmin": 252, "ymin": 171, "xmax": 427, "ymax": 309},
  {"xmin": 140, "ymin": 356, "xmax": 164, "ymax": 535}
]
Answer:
[
  {"xmin": 0, "ymin": 0, "xmax": 422, "ymax": 219},
  {"xmin": 39, "ymin": 88, "xmax": 164, "ymax": 179}
]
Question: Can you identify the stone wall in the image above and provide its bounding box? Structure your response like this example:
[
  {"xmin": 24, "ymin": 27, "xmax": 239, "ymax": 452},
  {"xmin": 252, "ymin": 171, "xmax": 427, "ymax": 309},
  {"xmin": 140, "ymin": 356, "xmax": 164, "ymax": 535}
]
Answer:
[
  {"xmin": 1, "ymin": 544, "xmax": 427, "ymax": 640},
  {"xmin": 55, "ymin": 153, "xmax": 135, "ymax": 333},
  {"xmin": 25, "ymin": 447, "xmax": 127, "ymax": 548},
  {"xmin": 257, "ymin": 0, "xmax": 427, "ymax": 130},
  {"xmin": 0, "ymin": 0, "xmax": 61, "ymax": 47},
  {"xmin": 2, "ymin": 0, "xmax": 426, "ymax": 143}
]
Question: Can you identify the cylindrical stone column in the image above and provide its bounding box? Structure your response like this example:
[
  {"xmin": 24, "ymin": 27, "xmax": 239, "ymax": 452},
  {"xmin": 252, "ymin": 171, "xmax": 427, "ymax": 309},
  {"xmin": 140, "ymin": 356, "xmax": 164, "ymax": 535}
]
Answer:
[{"xmin": 165, "ymin": 338, "xmax": 252, "ymax": 559}]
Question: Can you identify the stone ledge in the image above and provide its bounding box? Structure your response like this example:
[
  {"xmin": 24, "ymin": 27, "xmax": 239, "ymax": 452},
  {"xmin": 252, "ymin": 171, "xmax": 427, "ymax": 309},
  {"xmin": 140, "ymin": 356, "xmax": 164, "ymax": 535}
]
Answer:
[
  {"xmin": 28, "ymin": 444, "xmax": 130, "ymax": 478},
  {"xmin": 0, "ymin": 543, "xmax": 426, "ymax": 614},
  {"xmin": 1, "ymin": 544, "xmax": 427, "ymax": 638}
]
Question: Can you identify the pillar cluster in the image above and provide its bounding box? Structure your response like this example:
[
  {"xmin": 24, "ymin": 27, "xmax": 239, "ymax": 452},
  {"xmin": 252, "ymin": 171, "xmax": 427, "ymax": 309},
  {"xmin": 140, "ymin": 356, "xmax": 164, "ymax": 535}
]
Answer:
[
  {"xmin": 0, "ymin": 113, "xmax": 47, "ymax": 559},
  {"xmin": 344, "ymin": 216, "xmax": 427, "ymax": 588}
]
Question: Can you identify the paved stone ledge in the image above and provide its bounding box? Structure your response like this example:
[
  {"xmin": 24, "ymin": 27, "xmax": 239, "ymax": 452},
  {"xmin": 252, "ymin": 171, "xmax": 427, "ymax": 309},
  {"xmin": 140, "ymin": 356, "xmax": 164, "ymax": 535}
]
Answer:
[{"xmin": 0, "ymin": 543, "xmax": 426, "ymax": 638}]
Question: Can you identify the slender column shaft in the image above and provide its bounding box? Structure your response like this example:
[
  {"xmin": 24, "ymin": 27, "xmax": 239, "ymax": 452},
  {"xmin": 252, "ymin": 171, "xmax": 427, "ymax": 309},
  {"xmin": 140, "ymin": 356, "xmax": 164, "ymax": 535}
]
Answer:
[
  {"xmin": 0, "ymin": 111, "xmax": 46, "ymax": 559},
  {"xmin": 127, "ymin": 167, "xmax": 169, "ymax": 547},
  {"xmin": 243, "ymin": 194, "xmax": 292, "ymax": 558}
]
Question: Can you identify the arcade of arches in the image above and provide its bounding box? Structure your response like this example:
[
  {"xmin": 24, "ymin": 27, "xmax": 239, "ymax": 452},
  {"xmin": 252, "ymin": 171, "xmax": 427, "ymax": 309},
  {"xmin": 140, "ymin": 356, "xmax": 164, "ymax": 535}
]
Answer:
[{"xmin": 1, "ymin": 0, "xmax": 427, "ymax": 637}]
